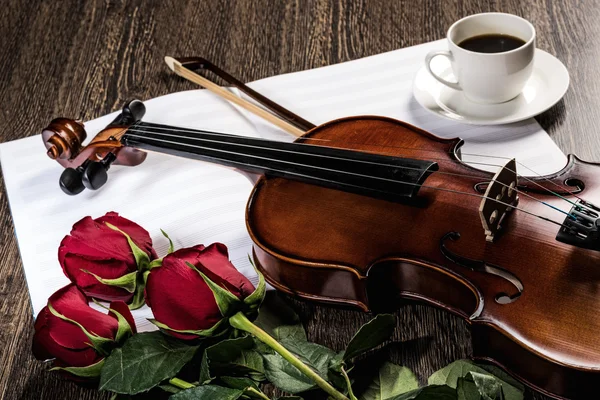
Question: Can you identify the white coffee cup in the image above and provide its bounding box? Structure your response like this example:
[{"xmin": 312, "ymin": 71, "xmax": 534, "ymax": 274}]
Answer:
[{"xmin": 425, "ymin": 13, "xmax": 536, "ymax": 104}]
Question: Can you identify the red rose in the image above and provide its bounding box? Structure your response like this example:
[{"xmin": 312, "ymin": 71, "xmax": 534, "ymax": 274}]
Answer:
[
  {"xmin": 58, "ymin": 212, "xmax": 157, "ymax": 303},
  {"xmin": 145, "ymin": 243, "xmax": 255, "ymax": 340},
  {"xmin": 32, "ymin": 284, "xmax": 136, "ymax": 380}
]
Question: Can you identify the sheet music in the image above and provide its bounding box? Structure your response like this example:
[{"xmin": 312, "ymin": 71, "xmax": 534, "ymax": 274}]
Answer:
[{"xmin": 0, "ymin": 39, "xmax": 567, "ymax": 332}]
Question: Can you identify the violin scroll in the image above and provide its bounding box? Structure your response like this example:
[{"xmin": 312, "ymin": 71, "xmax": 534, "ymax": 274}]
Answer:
[
  {"xmin": 43, "ymin": 100, "xmax": 148, "ymax": 195},
  {"xmin": 42, "ymin": 118, "xmax": 87, "ymax": 161}
]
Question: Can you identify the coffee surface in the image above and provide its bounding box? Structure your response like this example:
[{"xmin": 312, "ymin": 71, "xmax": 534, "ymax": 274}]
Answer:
[{"xmin": 458, "ymin": 34, "xmax": 526, "ymax": 53}]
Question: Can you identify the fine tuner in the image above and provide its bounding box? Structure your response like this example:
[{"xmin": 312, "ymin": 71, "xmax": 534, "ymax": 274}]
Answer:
[{"xmin": 41, "ymin": 60, "xmax": 600, "ymax": 399}]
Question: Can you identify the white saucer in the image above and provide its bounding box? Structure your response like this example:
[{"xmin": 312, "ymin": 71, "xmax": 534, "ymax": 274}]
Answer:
[{"xmin": 413, "ymin": 49, "xmax": 569, "ymax": 125}]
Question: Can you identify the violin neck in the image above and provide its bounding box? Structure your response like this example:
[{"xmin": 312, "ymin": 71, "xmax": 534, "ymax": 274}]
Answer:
[{"xmin": 121, "ymin": 122, "xmax": 438, "ymax": 202}]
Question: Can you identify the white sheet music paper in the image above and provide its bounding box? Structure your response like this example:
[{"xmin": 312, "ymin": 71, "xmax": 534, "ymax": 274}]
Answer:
[{"xmin": 0, "ymin": 39, "xmax": 567, "ymax": 332}]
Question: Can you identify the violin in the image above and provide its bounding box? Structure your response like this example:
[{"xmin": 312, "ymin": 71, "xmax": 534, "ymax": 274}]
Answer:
[{"xmin": 42, "ymin": 93, "xmax": 600, "ymax": 399}]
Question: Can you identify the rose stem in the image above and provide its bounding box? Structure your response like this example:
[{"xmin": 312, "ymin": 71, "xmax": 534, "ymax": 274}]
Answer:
[
  {"xmin": 169, "ymin": 377, "xmax": 196, "ymax": 390},
  {"xmin": 229, "ymin": 312, "xmax": 349, "ymax": 400},
  {"xmin": 246, "ymin": 387, "xmax": 270, "ymax": 400},
  {"xmin": 340, "ymin": 366, "xmax": 358, "ymax": 400}
]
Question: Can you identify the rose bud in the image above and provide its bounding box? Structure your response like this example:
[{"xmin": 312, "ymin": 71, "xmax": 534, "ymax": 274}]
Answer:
[
  {"xmin": 145, "ymin": 243, "xmax": 264, "ymax": 340},
  {"xmin": 32, "ymin": 284, "xmax": 136, "ymax": 380},
  {"xmin": 58, "ymin": 212, "xmax": 157, "ymax": 307}
]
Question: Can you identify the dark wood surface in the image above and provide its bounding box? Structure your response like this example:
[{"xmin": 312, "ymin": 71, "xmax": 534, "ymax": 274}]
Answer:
[{"xmin": 1, "ymin": 1, "xmax": 598, "ymax": 399}]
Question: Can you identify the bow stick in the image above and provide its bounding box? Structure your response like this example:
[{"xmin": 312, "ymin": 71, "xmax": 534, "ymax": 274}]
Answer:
[{"xmin": 164, "ymin": 56, "xmax": 315, "ymax": 137}]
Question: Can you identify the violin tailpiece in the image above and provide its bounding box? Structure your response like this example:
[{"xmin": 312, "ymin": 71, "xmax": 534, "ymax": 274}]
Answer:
[{"xmin": 556, "ymin": 199, "xmax": 600, "ymax": 250}]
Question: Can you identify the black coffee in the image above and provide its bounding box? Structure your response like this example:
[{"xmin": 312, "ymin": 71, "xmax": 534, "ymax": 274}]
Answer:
[{"xmin": 458, "ymin": 34, "xmax": 526, "ymax": 53}]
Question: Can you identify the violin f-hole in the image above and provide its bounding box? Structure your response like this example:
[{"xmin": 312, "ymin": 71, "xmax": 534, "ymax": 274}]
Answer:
[{"xmin": 440, "ymin": 231, "xmax": 523, "ymax": 305}]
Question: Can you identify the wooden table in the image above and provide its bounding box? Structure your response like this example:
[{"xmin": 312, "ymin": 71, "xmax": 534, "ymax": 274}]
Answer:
[{"xmin": 1, "ymin": 1, "xmax": 598, "ymax": 399}]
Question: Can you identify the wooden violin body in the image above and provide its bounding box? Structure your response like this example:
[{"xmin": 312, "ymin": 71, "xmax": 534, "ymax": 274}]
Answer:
[{"xmin": 247, "ymin": 116, "xmax": 600, "ymax": 399}]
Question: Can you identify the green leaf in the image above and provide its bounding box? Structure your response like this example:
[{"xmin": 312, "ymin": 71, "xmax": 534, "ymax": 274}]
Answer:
[
  {"xmin": 220, "ymin": 376, "xmax": 259, "ymax": 390},
  {"xmin": 161, "ymin": 229, "xmax": 174, "ymax": 254},
  {"xmin": 477, "ymin": 365, "xmax": 523, "ymax": 393},
  {"xmin": 469, "ymin": 371, "xmax": 503, "ymax": 400},
  {"xmin": 263, "ymin": 341, "xmax": 336, "ymax": 394},
  {"xmin": 275, "ymin": 324, "xmax": 307, "ymax": 344},
  {"xmin": 280, "ymin": 338, "xmax": 336, "ymax": 367},
  {"xmin": 262, "ymin": 353, "xmax": 315, "ymax": 394},
  {"xmin": 186, "ymin": 262, "xmax": 242, "ymax": 317},
  {"xmin": 48, "ymin": 303, "xmax": 114, "ymax": 355},
  {"xmin": 109, "ymin": 394, "xmax": 132, "ymax": 400},
  {"xmin": 358, "ymin": 362, "xmax": 418, "ymax": 400},
  {"xmin": 253, "ymin": 293, "xmax": 306, "ymax": 343},
  {"xmin": 105, "ymin": 222, "xmax": 150, "ymax": 270},
  {"xmin": 276, "ymin": 397, "xmax": 304, "ymax": 400},
  {"xmin": 99, "ymin": 331, "xmax": 199, "ymax": 394},
  {"xmin": 428, "ymin": 360, "xmax": 522, "ymax": 400},
  {"xmin": 428, "ymin": 360, "xmax": 472, "ymax": 386},
  {"xmin": 243, "ymin": 256, "xmax": 266, "ymax": 309},
  {"xmin": 220, "ymin": 377, "xmax": 269, "ymax": 399},
  {"xmin": 158, "ymin": 383, "xmax": 181, "ymax": 394},
  {"xmin": 169, "ymin": 385, "xmax": 244, "ymax": 400},
  {"xmin": 149, "ymin": 315, "xmax": 229, "ymax": 338},
  {"xmin": 81, "ymin": 270, "xmax": 137, "ymax": 293},
  {"xmin": 148, "ymin": 259, "xmax": 163, "ymax": 269},
  {"xmin": 343, "ymin": 314, "xmax": 395, "ymax": 362},
  {"xmin": 390, "ymin": 385, "xmax": 458, "ymax": 400},
  {"xmin": 51, "ymin": 358, "xmax": 104, "ymax": 379},
  {"xmin": 457, "ymin": 377, "xmax": 483, "ymax": 400},
  {"xmin": 199, "ymin": 335, "xmax": 265, "ymax": 383}
]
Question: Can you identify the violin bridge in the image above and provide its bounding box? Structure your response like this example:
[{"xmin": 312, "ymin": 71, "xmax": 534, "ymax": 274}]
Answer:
[{"xmin": 479, "ymin": 159, "xmax": 519, "ymax": 242}]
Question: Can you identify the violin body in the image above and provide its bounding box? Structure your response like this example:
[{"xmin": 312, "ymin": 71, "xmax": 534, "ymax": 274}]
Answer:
[{"xmin": 247, "ymin": 116, "xmax": 600, "ymax": 399}]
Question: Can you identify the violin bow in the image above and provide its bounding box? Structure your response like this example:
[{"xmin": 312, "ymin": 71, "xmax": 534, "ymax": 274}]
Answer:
[{"xmin": 164, "ymin": 56, "xmax": 316, "ymax": 137}]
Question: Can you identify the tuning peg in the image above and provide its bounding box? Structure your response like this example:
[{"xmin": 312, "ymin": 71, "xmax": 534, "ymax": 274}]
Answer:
[
  {"xmin": 81, "ymin": 152, "xmax": 116, "ymax": 190},
  {"xmin": 108, "ymin": 100, "xmax": 146, "ymax": 127},
  {"xmin": 82, "ymin": 162, "xmax": 108, "ymax": 190},
  {"xmin": 59, "ymin": 165, "xmax": 86, "ymax": 195}
]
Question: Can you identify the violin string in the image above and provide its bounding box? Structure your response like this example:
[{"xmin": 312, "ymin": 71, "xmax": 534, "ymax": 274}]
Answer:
[
  {"xmin": 127, "ymin": 124, "xmax": 577, "ymax": 221},
  {"xmin": 290, "ymin": 135, "xmax": 587, "ymax": 208},
  {"xmin": 304, "ymin": 139, "xmax": 587, "ymax": 215},
  {"xmin": 125, "ymin": 129, "xmax": 457, "ymax": 187},
  {"xmin": 132, "ymin": 121, "xmax": 581, "ymax": 204},
  {"xmin": 454, "ymin": 152, "xmax": 584, "ymax": 202},
  {"xmin": 127, "ymin": 126, "xmax": 491, "ymax": 178},
  {"xmin": 123, "ymin": 127, "xmax": 572, "ymax": 228},
  {"xmin": 125, "ymin": 123, "xmax": 528, "ymax": 180}
]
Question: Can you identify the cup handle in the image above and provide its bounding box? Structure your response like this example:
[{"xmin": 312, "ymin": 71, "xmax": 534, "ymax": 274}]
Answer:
[{"xmin": 425, "ymin": 50, "xmax": 462, "ymax": 91}]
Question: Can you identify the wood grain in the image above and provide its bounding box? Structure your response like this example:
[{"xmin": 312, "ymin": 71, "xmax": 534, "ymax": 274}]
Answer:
[{"xmin": 1, "ymin": 1, "xmax": 599, "ymax": 399}]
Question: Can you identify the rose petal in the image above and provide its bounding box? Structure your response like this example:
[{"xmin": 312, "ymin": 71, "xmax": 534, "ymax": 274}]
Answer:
[
  {"xmin": 61, "ymin": 251, "xmax": 134, "ymax": 302},
  {"xmin": 108, "ymin": 301, "xmax": 137, "ymax": 334},
  {"xmin": 47, "ymin": 285, "xmax": 118, "ymax": 349},
  {"xmin": 59, "ymin": 235, "xmax": 129, "ymax": 265},
  {"xmin": 146, "ymin": 252, "xmax": 223, "ymax": 333},
  {"xmin": 32, "ymin": 307, "xmax": 57, "ymax": 361},
  {"xmin": 194, "ymin": 243, "xmax": 255, "ymax": 298},
  {"xmin": 96, "ymin": 212, "xmax": 157, "ymax": 259},
  {"xmin": 65, "ymin": 217, "xmax": 138, "ymax": 266},
  {"xmin": 52, "ymin": 347, "xmax": 104, "ymax": 369},
  {"xmin": 145, "ymin": 243, "xmax": 255, "ymax": 339}
]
